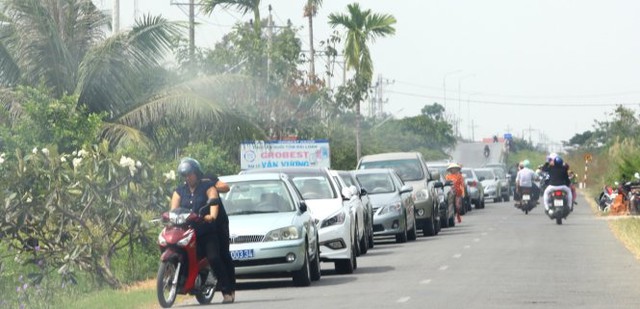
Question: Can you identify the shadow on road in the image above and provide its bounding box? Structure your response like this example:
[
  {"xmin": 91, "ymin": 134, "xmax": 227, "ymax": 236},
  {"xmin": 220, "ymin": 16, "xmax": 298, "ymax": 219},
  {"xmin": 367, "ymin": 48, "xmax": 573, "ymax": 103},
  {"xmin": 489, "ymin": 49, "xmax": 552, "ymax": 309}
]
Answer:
[{"xmin": 352, "ymin": 265, "xmax": 395, "ymax": 275}]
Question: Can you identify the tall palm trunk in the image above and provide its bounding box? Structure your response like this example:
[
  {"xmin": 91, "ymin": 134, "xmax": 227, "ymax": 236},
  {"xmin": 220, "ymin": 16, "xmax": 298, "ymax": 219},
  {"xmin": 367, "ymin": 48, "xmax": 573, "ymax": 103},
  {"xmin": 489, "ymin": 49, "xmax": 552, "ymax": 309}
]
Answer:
[
  {"xmin": 356, "ymin": 100, "xmax": 361, "ymax": 161},
  {"xmin": 308, "ymin": 15, "xmax": 315, "ymax": 79}
]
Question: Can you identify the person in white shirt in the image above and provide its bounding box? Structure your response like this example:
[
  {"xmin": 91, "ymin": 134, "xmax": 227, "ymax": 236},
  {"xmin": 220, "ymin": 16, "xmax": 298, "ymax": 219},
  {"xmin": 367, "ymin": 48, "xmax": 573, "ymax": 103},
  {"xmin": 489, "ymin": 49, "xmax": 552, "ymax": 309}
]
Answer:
[{"xmin": 516, "ymin": 160, "xmax": 536, "ymax": 201}]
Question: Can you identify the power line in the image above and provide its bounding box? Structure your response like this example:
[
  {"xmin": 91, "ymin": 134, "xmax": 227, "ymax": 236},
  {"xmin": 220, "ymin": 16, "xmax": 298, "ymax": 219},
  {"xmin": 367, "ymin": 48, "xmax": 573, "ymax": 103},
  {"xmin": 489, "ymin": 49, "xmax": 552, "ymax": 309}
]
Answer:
[{"xmin": 385, "ymin": 90, "xmax": 640, "ymax": 107}]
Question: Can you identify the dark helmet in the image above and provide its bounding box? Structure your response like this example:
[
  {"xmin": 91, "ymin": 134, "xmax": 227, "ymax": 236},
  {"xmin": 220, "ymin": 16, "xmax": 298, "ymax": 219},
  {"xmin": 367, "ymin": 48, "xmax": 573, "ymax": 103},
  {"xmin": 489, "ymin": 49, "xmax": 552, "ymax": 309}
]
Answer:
[
  {"xmin": 554, "ymin": 156, "xmax": 564, "ymax": 166},
  {"xmin": 177, "ymin": 157, "xmax": 203, "ymax": 177}
]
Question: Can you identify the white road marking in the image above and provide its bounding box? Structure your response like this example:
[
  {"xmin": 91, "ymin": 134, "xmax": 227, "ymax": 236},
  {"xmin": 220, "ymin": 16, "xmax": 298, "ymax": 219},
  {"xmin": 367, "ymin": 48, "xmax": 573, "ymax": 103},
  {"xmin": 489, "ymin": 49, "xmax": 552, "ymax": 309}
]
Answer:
[
  {"xmin": 420, "ymin": 279, "xmax": 432, "ymax": 285},
  {"xmin": 453, "ymin": 253, "xmax": 462, "ymax": 258},
  {"xmin": 439, "ymin": 265, "xmax": 449, "ymax": 271},
  {"xmin": 397, "ymin": 297, "xmax": 411, "ymax": 303},
  {"xmin": 481, "ymin": 232, "xmax": 488, "ymax": 236},
  {"xmin": 474, "ymin": 238, "xmax": 481, "ymax": 242},
  {"xmin": 464, "ymin": 245, "xmax": 471, "ymax": 249}
]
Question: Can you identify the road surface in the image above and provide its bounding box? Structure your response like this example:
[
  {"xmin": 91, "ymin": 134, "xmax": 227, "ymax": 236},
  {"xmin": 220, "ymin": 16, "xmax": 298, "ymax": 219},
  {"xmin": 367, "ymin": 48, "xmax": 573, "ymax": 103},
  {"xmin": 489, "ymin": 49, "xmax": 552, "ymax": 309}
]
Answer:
[
  {"xmin": 451, "ymin": 142, "xmax": 504, "ymax": 168},
  {"xmin": 175, "ymin": 194, "xmax": 640, "ymax": 309}
]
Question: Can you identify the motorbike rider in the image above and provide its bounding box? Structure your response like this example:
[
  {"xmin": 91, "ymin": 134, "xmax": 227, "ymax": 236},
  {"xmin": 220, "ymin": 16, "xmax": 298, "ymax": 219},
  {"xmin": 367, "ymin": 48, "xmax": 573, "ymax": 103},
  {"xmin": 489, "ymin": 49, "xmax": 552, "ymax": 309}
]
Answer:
[
  {"xmin": 540, "ymin": 153, "xmax": 573, "ymax": 212},
  {"xmin": 483, "ymin": 145, "xmax": 490, "ymax": 158},
  {"xmin": 170, "ymin": 158, "xmax": 236, "ymax": 304},
  {"xmin": 515, "ymin": 160, "xmax": 536, "ymax": 204}
]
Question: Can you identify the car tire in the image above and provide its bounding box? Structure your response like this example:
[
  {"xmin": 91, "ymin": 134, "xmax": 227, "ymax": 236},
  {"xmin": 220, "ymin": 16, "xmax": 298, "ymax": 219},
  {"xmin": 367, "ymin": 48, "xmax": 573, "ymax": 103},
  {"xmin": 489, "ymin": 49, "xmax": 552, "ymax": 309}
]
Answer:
[
  {"xmin": 367, "ymin": 230, "xmax": 374, "ymax": 249},
  {"xmin": 335, "ymin": 244, "xmax": 356, "ymax": 274},
  {"xmin": 359, "ymin": 232, "xmax": 368, "ymax": 255},
  {"xmin": 396, "ymin": 219, "xmax": 408, "ymax": 243},
  {"xmin": 407, "ymin": 214, "xmax": 417, "ymax": 241},
  {"xmin": 448, "ymin": 215, "xmax": 455, "ymax": 227},
  {"xmin": 310, "ymin": 242, "xmax": 321, "ymax": 281},
  {"xmin": 292, "ymin": 246, "xmax": 311, "ymax": 287},
  {"xmin": 504, "ymin": 194, "xmax": 510, "ymax": 202},
  {"xmin": 494, "ymin": 197, "xmax": 501, "ymax": 203},
  {"xmin": 480, "ymin": 199, "xmax": 486, "ymax": 209},
  {"xmin": 441, "ymin": 214, "xmax": 449, "ymax": 228},
  {"xmin": 423, "ymin": 210, "xmax": 437, "ymax": 237}
]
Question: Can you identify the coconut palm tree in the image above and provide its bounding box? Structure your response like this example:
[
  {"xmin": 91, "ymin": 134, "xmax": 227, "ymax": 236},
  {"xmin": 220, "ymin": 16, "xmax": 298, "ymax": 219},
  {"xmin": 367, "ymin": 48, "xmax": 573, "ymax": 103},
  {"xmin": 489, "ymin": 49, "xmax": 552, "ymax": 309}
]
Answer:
[
  {"xmin": 0, "ymin": 0, "xmax": 261, "ymax": 151},
  {"xmin": 303, "ymin": 0, "xmax": 322, "ymax": 80},
  {"xmin": 201, "ymin": 0, "xmax": 262, "ymax": 36},
  {"xmin": 328, "ymin": 3, "xmax": 396, "ymax": 160}
]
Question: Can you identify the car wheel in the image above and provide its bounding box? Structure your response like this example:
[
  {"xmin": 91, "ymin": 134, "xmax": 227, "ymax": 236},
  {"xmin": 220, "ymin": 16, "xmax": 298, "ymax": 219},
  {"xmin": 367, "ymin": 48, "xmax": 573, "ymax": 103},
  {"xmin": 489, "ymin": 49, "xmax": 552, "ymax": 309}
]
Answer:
[
  {"xmin": 441, "ymin": 214, "xmax": 449, "ymax": 228},
  {"xmin": 448, "ymin": 215, "xmax": 456, "ymax": 227},
  {"xmin": 396, "ymin": 217, "xmax": 408, "ymax": 243},
  {"xmin": 292, "ymin": 245, "xmax": 311, "ymax": 287},
  {"xmin": 334, "ymin": 243, "xmax": 356, "ymax": 274},
  {"xmin": 408, "ymin": 214, "xmax": 417, "ymax": 241},
  {"xmin": 423, "ymin": 210, "xmax": 436, "ymax": 237},
  {"xmin": 310, "ymin": 242, "xmax": 321, "ymax": 281},
  {"xmin": 359, "ymin": 231, "xmax": 368, "ymax": 255},
  {"xmin": 494, "ymin": 197, "xmax": 501, "ymax": 203},
  {"xmin": 367, "ymin": 229, "xmax": 375, "ymax": 249},
  {"xmin": 480, "ymin": 199, "xmax": 486, "ymax": 209},
  {"xmin": 504, "ymin": 194, "xmax": 510, "ymax": 202}
]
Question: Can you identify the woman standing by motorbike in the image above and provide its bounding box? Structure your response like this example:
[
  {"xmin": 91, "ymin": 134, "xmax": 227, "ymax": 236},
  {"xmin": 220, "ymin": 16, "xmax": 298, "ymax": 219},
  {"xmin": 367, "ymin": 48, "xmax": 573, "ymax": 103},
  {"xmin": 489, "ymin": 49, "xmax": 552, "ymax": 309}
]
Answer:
[
  {"xmin": 170, "ymin": 158, "xmax": 236, "ymax": 304},
  {"xmin": 445, "ymin": 163, "xmax": 465, "ymax": 223}
]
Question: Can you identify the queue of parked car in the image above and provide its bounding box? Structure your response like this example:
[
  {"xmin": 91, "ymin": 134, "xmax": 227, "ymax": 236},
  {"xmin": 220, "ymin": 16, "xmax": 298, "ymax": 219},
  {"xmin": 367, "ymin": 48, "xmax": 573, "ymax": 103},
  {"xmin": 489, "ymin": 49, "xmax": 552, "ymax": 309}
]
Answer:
[{"xmin": 217, "ymin": 152, "xmax": 510, "ymax": 287}]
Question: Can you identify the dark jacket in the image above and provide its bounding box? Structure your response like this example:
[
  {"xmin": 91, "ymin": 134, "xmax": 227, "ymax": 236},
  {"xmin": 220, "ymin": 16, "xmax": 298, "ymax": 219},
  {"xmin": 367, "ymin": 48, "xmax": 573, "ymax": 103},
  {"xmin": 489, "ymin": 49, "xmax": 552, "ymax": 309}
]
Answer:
[
  {"xmin": 175, "ymin": 178, "xmax": 228, "ymax": 235},
  {"xmin": 541, "ymin": 162, "xmax": 570, "ymax": 187}
]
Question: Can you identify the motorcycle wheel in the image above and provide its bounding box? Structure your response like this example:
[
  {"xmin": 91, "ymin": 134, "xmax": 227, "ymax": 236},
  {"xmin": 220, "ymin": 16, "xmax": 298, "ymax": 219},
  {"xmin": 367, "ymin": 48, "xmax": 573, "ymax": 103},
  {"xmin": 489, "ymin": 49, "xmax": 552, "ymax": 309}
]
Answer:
[
  {"xmin": 195, "ymin": 282, "xmax": 215, "ymax": 304},
  {"xmin": 556, "ymin": 217, "xmax": 563, "ymax": 225},
  {"xmin": 157, "ymin": 261, "xmax": 178, "ymax": 308}
]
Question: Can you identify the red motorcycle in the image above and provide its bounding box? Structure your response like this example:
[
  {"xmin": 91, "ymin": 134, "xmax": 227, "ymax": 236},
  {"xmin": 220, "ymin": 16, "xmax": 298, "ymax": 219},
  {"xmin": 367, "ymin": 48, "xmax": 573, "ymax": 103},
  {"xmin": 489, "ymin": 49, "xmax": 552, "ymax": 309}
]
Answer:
[{"xmin": 157, "ymin": 207, "xmax": 217, "ymax": 308}]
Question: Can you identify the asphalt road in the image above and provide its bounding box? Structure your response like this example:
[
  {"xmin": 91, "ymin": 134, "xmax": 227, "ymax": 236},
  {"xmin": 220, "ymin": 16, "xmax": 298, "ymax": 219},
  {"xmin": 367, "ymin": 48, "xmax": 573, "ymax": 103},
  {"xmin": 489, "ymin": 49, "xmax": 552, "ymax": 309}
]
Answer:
[
  {"xmin": 175, "ymin": 193, "xmax": 640, "ymax": 309},
  {"xmin": 451, "ymin": 142, "xmax": 504, "ymax": 168}
]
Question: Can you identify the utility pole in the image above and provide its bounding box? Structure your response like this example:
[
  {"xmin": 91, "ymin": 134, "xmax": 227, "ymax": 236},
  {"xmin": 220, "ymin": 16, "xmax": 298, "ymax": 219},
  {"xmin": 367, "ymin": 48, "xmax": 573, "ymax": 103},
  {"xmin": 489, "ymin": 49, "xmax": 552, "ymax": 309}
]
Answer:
[
  {"xmin": 189, "ymin": 0, "xmax": 195, "ymax": 61},
  {"xmin": 112, "ymin": 0, "xmax": 120, "ymax": 34},
  {"xmin": 267, "ymin": 5, "xmax": 273, "ymax": 84}
]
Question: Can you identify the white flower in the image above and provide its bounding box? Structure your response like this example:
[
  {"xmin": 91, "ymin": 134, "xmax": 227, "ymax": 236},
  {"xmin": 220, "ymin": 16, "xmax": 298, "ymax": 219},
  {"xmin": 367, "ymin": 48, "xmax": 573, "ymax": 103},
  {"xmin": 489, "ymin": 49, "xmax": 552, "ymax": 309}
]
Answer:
[
  {"xmin": 0, "ymin": 153, "xmax": 5, "ymax": 164},
  {"xmin": 72, "ymin": 157, "xmax": 82, "ymax": 168},
  {"xmin": 41, "ymin": 148, "xmax": 49, "ymax": 156},
  {"xmin": 164, "ymin": 170, "xmax": 176, "ymax": 181},
  {"xmin": 60, "ymin": 157, "xmax": 67, "ymax": 163},
  {"xmin": 72, "ymin": 151, "xmax": 77, "ymax": 156},
  {"xmin": 32, "ymin": 147, "xmax": 38, "ymax": 154},
  {"xmin": 135, "ymin": 161, "xmax": 142, "ymax": 168},
  {"xmin": 77, "ymin": 149, "xmax": 89, "ymax": 158},
  {"xmin": 119, "ymin": 156, "xmax": 137, "ymax": 176},
  {"xmin": 26, "ymin": 197, "xmax": 32, "ymax": 203}
]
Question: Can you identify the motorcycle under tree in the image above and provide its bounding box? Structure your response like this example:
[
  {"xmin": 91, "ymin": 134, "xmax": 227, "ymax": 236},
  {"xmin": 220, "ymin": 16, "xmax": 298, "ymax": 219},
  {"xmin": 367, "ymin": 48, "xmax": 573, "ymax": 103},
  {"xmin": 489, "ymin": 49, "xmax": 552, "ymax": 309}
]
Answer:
[{"xmin": 156, "ymin": 207, "xmax": 217, "ymax": 308}]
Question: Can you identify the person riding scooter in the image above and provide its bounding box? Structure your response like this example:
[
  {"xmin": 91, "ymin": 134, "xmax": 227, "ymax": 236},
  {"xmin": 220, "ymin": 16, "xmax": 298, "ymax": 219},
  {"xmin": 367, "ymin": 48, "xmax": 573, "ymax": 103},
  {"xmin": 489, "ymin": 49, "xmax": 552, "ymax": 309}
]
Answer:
[
  {"xmin": 541, "ymin": 154, "xmax": 573, "ymax": 212},
  {"xmin": 515, "ymin": 160, "xmax": 536, "ymax": 205},
  {"xmin": 483, "ymin": 145, "xmax": 490, "ymax": 158}
]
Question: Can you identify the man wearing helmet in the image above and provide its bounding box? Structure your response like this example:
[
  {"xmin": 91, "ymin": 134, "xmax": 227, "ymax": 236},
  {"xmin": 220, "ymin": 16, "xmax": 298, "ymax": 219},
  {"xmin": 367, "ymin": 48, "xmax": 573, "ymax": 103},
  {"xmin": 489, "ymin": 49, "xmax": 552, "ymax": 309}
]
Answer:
[
  {"xmin": 515, "ymin": 160, "xmax": 536, "ymax": 203},
  {"xmin": 540, "ymin": 154, "xmax": 573, "ymax": 212},
  {"xmin": 170, "ymin": 157, "xmax": 236, "ymax": 303}
]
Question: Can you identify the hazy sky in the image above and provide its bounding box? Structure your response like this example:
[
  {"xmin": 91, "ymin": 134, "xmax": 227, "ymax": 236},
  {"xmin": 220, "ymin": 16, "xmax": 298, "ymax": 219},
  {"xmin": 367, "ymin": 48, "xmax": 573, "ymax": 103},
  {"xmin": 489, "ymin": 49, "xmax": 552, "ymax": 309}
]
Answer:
[{"xmin": 98, "ymin": 0, "xmax": 640, "ymax": 145}]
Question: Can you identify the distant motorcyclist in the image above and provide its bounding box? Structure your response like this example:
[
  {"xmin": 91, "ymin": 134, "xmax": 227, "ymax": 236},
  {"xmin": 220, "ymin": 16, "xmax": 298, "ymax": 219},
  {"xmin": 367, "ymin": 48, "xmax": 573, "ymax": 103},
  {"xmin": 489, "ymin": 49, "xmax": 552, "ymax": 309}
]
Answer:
[
  {"xmin": 540, "ymin": 154, "xmax": 573, "ymax": 212},
  {"xmin": 515, "ymin": 160, "xmax": 536, "ymax": 201},
  {"xmin": 483, "ymin": 145, "xmax": 490, "ymax": 158}
]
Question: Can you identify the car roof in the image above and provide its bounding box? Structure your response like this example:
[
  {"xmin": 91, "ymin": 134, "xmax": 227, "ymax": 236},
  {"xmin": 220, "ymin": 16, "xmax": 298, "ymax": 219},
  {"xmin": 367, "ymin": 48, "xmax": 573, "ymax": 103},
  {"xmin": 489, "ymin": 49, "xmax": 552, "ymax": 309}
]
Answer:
[
  {"xmin": 220, "ymin": 173, "xmax": 288, "ymax": 182},
  {"xmin": 354, "ymin": 168, "xmax": 394, "ymax": 175},
  {"xmin": 359, "ymin": 152, "xmax": 421, "ymax": 162},
  {"xmin": 241, "ymin": 167, "xmax": 329, "ymax": 176}
]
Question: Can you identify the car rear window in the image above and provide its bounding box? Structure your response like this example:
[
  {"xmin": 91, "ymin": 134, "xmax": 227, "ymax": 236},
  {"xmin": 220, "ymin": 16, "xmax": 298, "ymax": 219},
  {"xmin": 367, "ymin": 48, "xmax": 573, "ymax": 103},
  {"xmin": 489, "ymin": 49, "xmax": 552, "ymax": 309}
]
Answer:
[
  {"xmin": 475, "ymin": 170, "xmax": 494, "ymax": 179},
  {"xmin": 359, "ymin": 159, "xmax": 424, "ymax": 181},
  {"xmin": 222, "ymin": 180, "xmax": 295, "ymax": 214},
  {"xmin": 355, "ymin": 173, "xmax": 395, "ymax": 194}
]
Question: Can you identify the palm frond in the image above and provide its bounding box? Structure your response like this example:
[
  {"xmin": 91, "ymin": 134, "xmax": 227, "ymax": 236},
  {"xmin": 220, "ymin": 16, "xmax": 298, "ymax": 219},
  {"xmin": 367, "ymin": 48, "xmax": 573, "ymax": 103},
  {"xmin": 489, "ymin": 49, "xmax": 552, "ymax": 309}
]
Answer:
[
  {"xmin": 365, "ymin": 14, "xmax": 397, "ymax": 41},
  {"xmin": 76, "ymin": 14, "xmax": 182, "ymax": 114},
  {"xmin": 99, "ymin": 122, "xmax": 153, "ymax": 151},
  {"xmin": 200, "ymin": 0, "xmax": 259, "ymax": 15}
]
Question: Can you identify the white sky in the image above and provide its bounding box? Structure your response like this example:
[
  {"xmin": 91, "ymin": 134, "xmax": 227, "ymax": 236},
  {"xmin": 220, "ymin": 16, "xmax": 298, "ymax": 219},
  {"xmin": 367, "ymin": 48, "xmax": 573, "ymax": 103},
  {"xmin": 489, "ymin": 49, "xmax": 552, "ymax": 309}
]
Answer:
[{"xmin": 97, "ymin": 0, "xmax": 640, "ymax": 145}]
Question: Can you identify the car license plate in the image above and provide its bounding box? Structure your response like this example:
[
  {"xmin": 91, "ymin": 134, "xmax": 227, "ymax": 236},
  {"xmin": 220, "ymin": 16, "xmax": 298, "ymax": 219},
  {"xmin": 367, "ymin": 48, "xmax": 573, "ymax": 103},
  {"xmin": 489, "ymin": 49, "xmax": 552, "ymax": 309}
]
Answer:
[
  {"xmin": 522, "ymin": 194, "xmax": 530, "ymax": 201},
  {"xmin": 553, "ymin": 199, "xmax": 564, "ymax": 207},
  {"xmin": 230, "ymin": 249, "xmax": 254, "ymax": 260}
]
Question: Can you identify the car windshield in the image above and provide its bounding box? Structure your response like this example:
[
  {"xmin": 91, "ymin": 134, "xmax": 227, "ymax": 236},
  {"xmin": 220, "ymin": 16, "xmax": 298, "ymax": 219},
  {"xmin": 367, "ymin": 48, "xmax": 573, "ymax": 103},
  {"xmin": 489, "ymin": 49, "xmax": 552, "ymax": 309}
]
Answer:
[
  {"xmin": 475, "ymin": 170, "xmax": 495, "ymax": 180},
  {"xmin": 360, "ymin": 159, "xmax": 424, "ymax": 181},
  {"xmin": 291, "ymin": 176, "xmax": 336, "ymax": 200},
  {"xmin": 355, "ymin": 173, "xmax": 395, "ymax": 194},
  {"xmin": 339, "ymin": 173, "xmax": 355, "ymax": 187},
  {"xmin": 461, "ymin": 169, "xmax": 474, "ymax": 179},
  {"xmin": 222, "ymin": 180, "xmax": 295, "ymax": 215},
  {"xmin": 492, "ymin": 168, "xmax": 506, "ymax": 179}
]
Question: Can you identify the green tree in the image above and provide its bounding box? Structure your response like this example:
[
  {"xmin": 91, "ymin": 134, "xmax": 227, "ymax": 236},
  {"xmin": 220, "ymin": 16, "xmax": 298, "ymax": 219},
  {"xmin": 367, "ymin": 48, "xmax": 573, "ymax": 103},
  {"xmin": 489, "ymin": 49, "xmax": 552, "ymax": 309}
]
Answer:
[
  {"xmin": 328, "ymin": 3, "xmax": 396, "ymax": 160},
  {"xmin": 303, "ymin": 0, "xmax": 323, "ymax": 80},
  {"xmin": 201, "ymin": 0, "xmax": 262, "ymax": 36}
]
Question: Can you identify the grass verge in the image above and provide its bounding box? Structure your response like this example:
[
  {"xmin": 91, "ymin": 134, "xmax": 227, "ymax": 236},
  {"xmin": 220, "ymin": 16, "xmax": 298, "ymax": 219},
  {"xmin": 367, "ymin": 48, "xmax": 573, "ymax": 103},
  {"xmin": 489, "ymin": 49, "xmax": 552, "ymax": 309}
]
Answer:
[{"xmin": 583, "ymin": 188, "xmax": 640, "ymax": 260}]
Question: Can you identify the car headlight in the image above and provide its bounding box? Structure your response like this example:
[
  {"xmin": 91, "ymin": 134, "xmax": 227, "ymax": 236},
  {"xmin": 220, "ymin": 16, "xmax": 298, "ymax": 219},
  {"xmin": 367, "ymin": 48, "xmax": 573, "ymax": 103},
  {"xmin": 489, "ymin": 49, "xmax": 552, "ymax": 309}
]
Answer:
[
  {"xmin": 321, "ymin": 211, "xmax": 346, "ymax": 228},
  {"xmin": 414, "ymin": 189, "xmax": 428, "ymax": 201},
  {"xmin": 177, "ymin": 231, "xmax": 194, "ymax": 247},
  {"xmin": 264, "ymin": 226, "xmax": 300, "ymax": 241},
  {"xmin": 379, "ymin": 202, "xmax": 402, "ymax": 215},
  {"xmin": 158, "ymin": 233, "xmax": 167, "ymax": 246}
]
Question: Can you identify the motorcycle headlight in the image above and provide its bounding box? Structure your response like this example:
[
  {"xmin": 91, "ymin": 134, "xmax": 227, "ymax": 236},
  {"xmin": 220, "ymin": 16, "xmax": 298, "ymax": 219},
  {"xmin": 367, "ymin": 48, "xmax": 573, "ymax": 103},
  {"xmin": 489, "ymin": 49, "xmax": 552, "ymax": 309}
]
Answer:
[
  {"xmin": 379, "ymin": 202, "xmax": 402, "ymax": 215},
  {"xmin": 158, "ymin": 233, "xmax": 167, "ymax": 246},
  {"xmin": 265, "ymin": 226, "xmax": 300, "ymax": 241},
  {"xmin": 321, "ymin": 211, "xmax": 346, "ymax": 228},
  {"xmin": 176, "ymin": 231, "xmax": 194, "ymax": 247}
]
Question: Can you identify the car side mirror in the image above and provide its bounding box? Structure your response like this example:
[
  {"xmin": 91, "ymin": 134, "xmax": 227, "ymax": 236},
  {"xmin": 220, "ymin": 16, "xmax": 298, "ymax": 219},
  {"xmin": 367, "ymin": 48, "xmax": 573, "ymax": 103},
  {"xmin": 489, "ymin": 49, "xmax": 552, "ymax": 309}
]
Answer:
[
  {"xmin": 478, "ymin": 176, "xmax": 485, "ymax": 181},
  {"xmin": 360, "ymin": 187, "xmax": 368, "ymax": 196},
  {"xmin": 444, "ymin": 180, "xmax": 453, "ymax": 186},
  {"xmin": 431, "ymin": 171, "xmax": 440, "ymax": 180},
  {"xmin": 341, "ymin": 187, "xmax": 353, "ymax": 200},
  {"xmin": 433, "ymin": 181, "xmax": 444, "ymax": 189},
  {"xmin": 400, "ymin": 185, "xmax": 413, "ymax": 193},
  {"xmin": 299, "ymin": 201, "xmax": 308, "ymax": 213}
]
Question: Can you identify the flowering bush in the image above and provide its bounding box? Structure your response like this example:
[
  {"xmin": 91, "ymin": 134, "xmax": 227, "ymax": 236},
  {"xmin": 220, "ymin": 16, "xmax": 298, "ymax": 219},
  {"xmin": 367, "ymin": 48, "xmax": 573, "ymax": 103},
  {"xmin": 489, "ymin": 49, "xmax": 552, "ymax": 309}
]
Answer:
[{"xmin": 0, "ymin": 142, "xmax": 169, "ymax": 292}]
